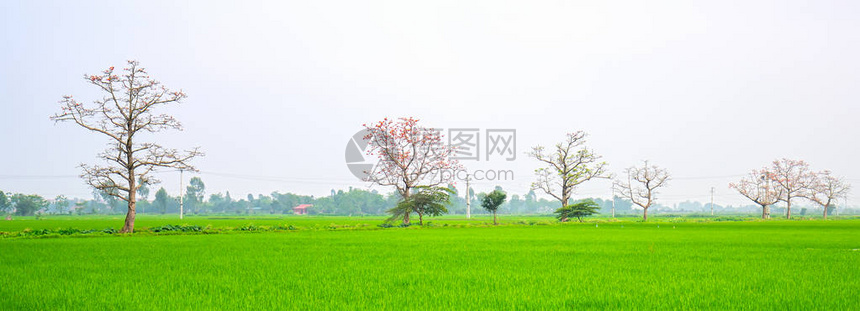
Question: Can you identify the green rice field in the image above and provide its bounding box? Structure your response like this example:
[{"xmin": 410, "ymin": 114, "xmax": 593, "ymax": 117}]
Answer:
[{"xmin": 1, "ymin": 216, "xmax": 858, "ymax": 310}]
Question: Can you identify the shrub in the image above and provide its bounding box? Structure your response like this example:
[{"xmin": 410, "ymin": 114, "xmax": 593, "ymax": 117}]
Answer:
[{"xmin": 149, "ymin": 224, "xmax": 202, "ymax": 233}]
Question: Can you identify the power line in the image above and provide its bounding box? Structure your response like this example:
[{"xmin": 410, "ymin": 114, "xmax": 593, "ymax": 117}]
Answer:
[
  {"xmin": 0, "ymin": 174, "xmax": 78, "ymax": 179},
  {"xmin": 195, "ymin": 171, "xmax": 359, "ymax": 184},
  {"xmin": 672, "ymin": 174, "xmax": 746, "ymax": 180}
]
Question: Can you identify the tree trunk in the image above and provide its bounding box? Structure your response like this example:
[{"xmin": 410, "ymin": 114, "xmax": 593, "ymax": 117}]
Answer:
[
  {"xmin": 561, "ymin": 180, "xmax": 569, "ymax": 208},
  {"xmin": 493, "ymin": 211, "xmax": 498, "ymax": 225},
  {"xmin": 121, "ymin": 190, "xmax": 136, "ymax": 233},
  {"xmin": 402, "ymin": 188, "xmax": 411, "ymax": 225},
  {"xmin": 786, "ymin": 198, "xmax": 792, "ymax": 219},
  {"xmin": 418, "ymin": 211, "xmax": 424, "ymax": 226},
  {"xmin": 643, "ymin": 206, "xmax": 648, "ymax": 221},
  {"xmin": 761, "ymin": 204, "xmax": 768, "ymax": 219}
]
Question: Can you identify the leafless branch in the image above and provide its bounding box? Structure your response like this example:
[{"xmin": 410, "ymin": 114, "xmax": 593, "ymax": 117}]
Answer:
[{"xmin": 613, "ymin": 160, "xmax": 670, "ymax": 221}]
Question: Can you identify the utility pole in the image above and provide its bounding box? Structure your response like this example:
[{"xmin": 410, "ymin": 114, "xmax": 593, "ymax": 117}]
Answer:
[
  {"xmin": 840, "ymin": 194, "xmax": 848, "ymax": 216},
  {"xmin": 710, "ymin": 187, "xmax": 715, "ymax": 216},
  {"xmin": 465, "ymin": 173, "xmax": 471, "ymax": 219},
  {"xmin": 179, "ymin": 169, "xmax": 184, "ymax": 220},
  {"xmin": 611, "ymin": 186, "xmax": 616, "ymax": 218}
]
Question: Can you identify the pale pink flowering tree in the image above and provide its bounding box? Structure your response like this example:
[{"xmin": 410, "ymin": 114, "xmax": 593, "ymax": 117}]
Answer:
[
  {"xmin": 730, "ymin": 169, "xmax": 782, "ymax": 219},
  {"xmin": 807, "ymin": 171, "xmax": 850, "ymax": 220},
  {"xmin": 51, "ymin": 60, "xmax": 202, "ymax": 233},
  {"xmin": 768, "ymin": 159, "xmax": 816, "ymax": 219}
]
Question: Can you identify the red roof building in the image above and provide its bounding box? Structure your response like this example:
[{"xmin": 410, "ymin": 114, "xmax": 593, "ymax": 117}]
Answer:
[{"xmin": 293, "ymin": 204, "xmax": 313, "ymax": 215}]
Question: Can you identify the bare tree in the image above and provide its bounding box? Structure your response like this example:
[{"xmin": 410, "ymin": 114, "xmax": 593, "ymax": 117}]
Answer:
[
  {"xmin": 614, "ymin": 161, "xmax": 670, "ymax": 221},
  {"xmin": 730, "ymin": 169, "xmax": 782, "ymax": 219},
  {"xmin": 51, "ymin": 60, "xmax": 202, "ymax": 233},
  {"xmin": 363, "ymin": 117, "xmax": 460, "ymax": 225},
  {"xmin": 768, "ymin": 159, "xmax": 815, "ymax": 219},
  {"xmin": 807, "ymin": 171, "xmax": 850, "ymax": 220},
  {"xmin": 528, "ymin": 131, "xmax": 609, "ymax": 208}
]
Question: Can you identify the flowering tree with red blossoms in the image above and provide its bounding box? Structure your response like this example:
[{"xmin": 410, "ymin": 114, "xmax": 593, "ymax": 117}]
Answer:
[
  {"xmin": 51, "ymin": 60, "xmax": 202, "ymax": 233},
  {"xmin": 362, "ymin": 117, "xmax": 460, "ymax": 225}
]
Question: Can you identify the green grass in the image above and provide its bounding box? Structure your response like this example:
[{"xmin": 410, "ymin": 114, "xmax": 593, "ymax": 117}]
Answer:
[
  {"xmin": 0, "ymin": 214, "xmax": 374, "ymax": 232},
  {"xmin": 1, "ymin": 217, "xmax": 858, "ymax": 310},
  {"xmin": 0, "ymin": 214, "xmax": 527, "ymax": 231},
  {"xmin": 2, "ymin": 213, "xmax": 852, "ymax": 233}
]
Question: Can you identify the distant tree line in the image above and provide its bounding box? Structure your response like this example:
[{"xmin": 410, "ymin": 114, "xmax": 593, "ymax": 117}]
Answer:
[{"xmin": 5, "ymin": 180, "xmax": 852, "ymax": 218}]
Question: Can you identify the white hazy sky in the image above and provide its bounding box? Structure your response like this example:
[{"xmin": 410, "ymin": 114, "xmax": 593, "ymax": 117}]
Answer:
[{"xmin": 1, "ymin": 0, "xmax": 858, "ymax": 206}]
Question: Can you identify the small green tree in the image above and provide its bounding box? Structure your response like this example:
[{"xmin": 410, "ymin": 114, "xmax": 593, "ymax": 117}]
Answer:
[
  {"xmin": 387, "ymin": 186, "xmax": 452, "ymax": 225},
  {"xmin": 0, "ymin": 191, "xmax": 11, "ymax": 213},
  {"xmin": 54, "ymin": 195, "xmax": 71, "ymax": 214},
  {"xmin": 11, "ymin": 194, "xmax": 48, "ymax": 216},
  {"xmin": 153, "ymin": 187, "xmax": 169, "ymax": 214},
  {"xmin": 185, "ymin": 177, "xmax": 206, "ymax": 214},
  {"xmin": 74, "ymin": 201, "xmax": 86, "ymax": 215},
  {"xmin": 137, "ymin": 177, "xmax": 151, "ymax": 203},
  {"xmin": 481, "ymin": 190, "xmax": 507, "ymax": 225},
  {"xmin": 555, "ymin": 199, "xmax": 600, "ymax": 222}
]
